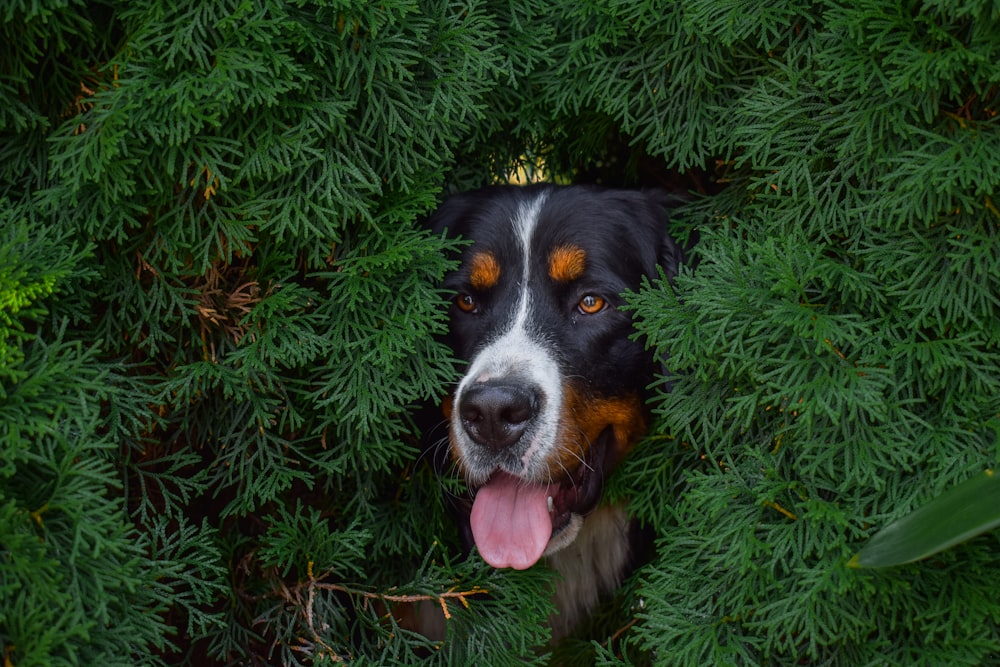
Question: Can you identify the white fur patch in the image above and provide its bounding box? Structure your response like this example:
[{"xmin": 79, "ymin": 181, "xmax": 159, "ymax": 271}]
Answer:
[{"xmin": 452, "ymin": 191, "xmax": 566, "ymax": 483}]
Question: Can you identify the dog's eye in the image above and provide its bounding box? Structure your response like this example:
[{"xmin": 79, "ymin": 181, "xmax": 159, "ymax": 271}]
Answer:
[
  {"xmin": 577, "ymin": 294, "xmax": 606, "ymax": 314},
  {"xmin": 456, "ymin": 293, "xmax": 478, "ymax": 313}
]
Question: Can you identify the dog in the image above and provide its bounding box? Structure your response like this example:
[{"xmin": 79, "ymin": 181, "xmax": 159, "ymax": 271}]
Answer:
[{"xmin": 426, "ymin": 183, "xmax": 684, "ymax": 637}]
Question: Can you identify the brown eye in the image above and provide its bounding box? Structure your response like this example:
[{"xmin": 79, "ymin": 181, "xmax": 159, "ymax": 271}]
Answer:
[
  {"xmin": 578, "ymin": 294, "xmax": 605, "ymax": 314},
  {"xmin": 456, "ymin": 293, "xmax": 478, "ymax": 313}
]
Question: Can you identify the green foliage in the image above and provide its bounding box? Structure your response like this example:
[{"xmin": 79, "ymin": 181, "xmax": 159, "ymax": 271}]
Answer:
[
  {"xmin": 0, "ymin": 327, "xmax": 225, "ymax": 666},
  {"xmin": 615, "ymin": 1, "xmax": 1000, "ymax": 662},
  {"xmin": 3, "ymin": 0, "xmax": 1000, "ymax": 665},
  {"xmin": 0, "ymin": 203, "xmax": 88, "ymax": 390}
]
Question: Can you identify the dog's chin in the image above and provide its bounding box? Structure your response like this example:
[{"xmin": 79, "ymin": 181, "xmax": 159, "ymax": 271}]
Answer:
[
  {"xmin": 543, "ymin": 513, "xmax": 585, "ymax": 556},
  {"xmin": 464, "ymin": 426, "xmax": 615, "ymax": 567}
]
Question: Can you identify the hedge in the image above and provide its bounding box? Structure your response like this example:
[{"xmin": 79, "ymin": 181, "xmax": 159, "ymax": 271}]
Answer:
[{"xmin": 2, "ymin": 1, "xmax": 998, "ymax": 665}]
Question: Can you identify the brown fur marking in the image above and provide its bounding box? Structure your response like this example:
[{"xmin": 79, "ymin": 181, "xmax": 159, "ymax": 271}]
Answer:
[
  {"xmin": 548, "ymin": 245, "xmax": 586, "ymax": 283},
  {"xmin": 469, "ymin": 251, "xmax": 501, "ymax": 290},
  {"xmin": 553, "ymin": 385, "xmax": 646, "ymax": 476}
]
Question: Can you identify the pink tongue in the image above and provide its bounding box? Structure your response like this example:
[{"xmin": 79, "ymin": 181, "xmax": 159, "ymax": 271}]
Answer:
[{"xmin": 470, "ymin": 472, "xmax": 552, "ymax": 570}]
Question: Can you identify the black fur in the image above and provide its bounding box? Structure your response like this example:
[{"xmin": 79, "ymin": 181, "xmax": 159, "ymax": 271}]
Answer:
[{"xmin": 429, "ymin": 184, "xmax": 680, "ymax": 399}]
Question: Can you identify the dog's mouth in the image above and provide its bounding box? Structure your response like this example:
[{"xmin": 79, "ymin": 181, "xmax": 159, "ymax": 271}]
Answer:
[{"xmin": 467, "ymin": 428, "xmax": 610, "ymax": 570}]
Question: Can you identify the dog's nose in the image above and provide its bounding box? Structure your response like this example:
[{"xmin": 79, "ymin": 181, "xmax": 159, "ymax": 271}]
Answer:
[{"xmin": 459, "ymin": 381, "xmax": 538, "ymax": 450}]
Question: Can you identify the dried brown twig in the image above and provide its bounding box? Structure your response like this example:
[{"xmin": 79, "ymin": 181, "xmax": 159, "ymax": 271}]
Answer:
[{"xmin": 272, "ymin": 563, "xmax": 488, "ymax": 662}]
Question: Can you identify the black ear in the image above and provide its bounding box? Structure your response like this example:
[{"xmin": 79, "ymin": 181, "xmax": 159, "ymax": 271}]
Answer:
[
  {"xmin": 636, "ymin": 190, "xmax": 695, "ymax": 390},
  {"xmin": 640, "ymin": 189, "xmax": 691, "ymax": 282},
  {"xmin": 425, "ymin": 196, "xmax": 462, "ymax": 237},
  {"xmin": 660, "ymin": 232, "xmax": 684, "ymax": 282},
  {"xmin": 424, "ymin": 188, "xmax": 491, "ymax": 238}
]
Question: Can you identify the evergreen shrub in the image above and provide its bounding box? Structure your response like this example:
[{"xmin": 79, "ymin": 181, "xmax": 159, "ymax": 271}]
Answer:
[{"xmin": 1, "ymin": 1, "xmax": 998, "ymax": 665}]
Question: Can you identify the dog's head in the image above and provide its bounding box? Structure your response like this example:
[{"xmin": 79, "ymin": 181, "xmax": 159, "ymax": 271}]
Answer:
[{"xmin": 428, "ymin": 184, "xmax": 682, "ymax": 570}]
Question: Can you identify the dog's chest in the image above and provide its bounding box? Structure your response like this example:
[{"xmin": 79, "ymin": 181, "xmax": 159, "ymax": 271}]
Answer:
[{"xmin": 545, "ymin": 503, "xmax": 632, "ymax": 638}]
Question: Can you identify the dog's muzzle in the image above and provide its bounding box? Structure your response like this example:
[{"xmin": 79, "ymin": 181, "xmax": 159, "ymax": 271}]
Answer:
[{"xmin": 449, "ymin": 372, "xmax": 612, "ymax": 571}]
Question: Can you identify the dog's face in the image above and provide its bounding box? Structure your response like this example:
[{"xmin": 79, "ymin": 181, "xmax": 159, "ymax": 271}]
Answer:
[{"xmin": 429, "ymin": 185, "xmax": 681, "ymax": 571}]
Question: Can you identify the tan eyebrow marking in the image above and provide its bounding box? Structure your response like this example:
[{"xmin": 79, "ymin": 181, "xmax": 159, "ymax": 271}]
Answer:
[
  {"xmin": 548, "ymin": 245, "xmax": 587, "ymax": 283},
  {"xmin": 469, "ymin": 251, "xmax": 501, "ymax": 290}
]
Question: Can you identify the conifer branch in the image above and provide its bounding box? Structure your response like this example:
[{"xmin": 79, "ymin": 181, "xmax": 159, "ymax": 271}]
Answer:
[{"xmin": 5, "ymin": 1, "xmax": 1000, "ymax": 664}]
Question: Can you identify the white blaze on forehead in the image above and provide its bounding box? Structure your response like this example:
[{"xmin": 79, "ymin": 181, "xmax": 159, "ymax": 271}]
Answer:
[{"xmin": 453, "ymin": 191, "xmax": 564, "ymax": 479}]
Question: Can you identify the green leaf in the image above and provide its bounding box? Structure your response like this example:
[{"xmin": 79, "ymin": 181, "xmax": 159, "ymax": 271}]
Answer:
[{"xmin": 849, "ymin": 469, "xmax": 1000, "ymax": 568}]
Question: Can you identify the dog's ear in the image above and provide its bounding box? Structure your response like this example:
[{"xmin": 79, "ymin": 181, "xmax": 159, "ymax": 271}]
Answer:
[
  {"xmin": 659, "ymin": 231, "xmax": 685, "ymax": 282},
  {"xmin": 424, "ymin": 189, "xmax": 484, "ymax": 239},
  {"xmin": 425, "ymin": 197, "xmax": 458, "ymax": 237},
  {"xmin": 640, "ymin": 190, "xmax": 692, "ymax": 282},
  {"xmin": 638, "ymin": 191, "xmax": 696, "ymax": 390}
]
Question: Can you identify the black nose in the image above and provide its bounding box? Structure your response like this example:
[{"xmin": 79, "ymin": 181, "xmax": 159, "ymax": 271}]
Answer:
[{"xmin": 459, "ymin": 381, "xmax": 539, "ymax": 450}]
